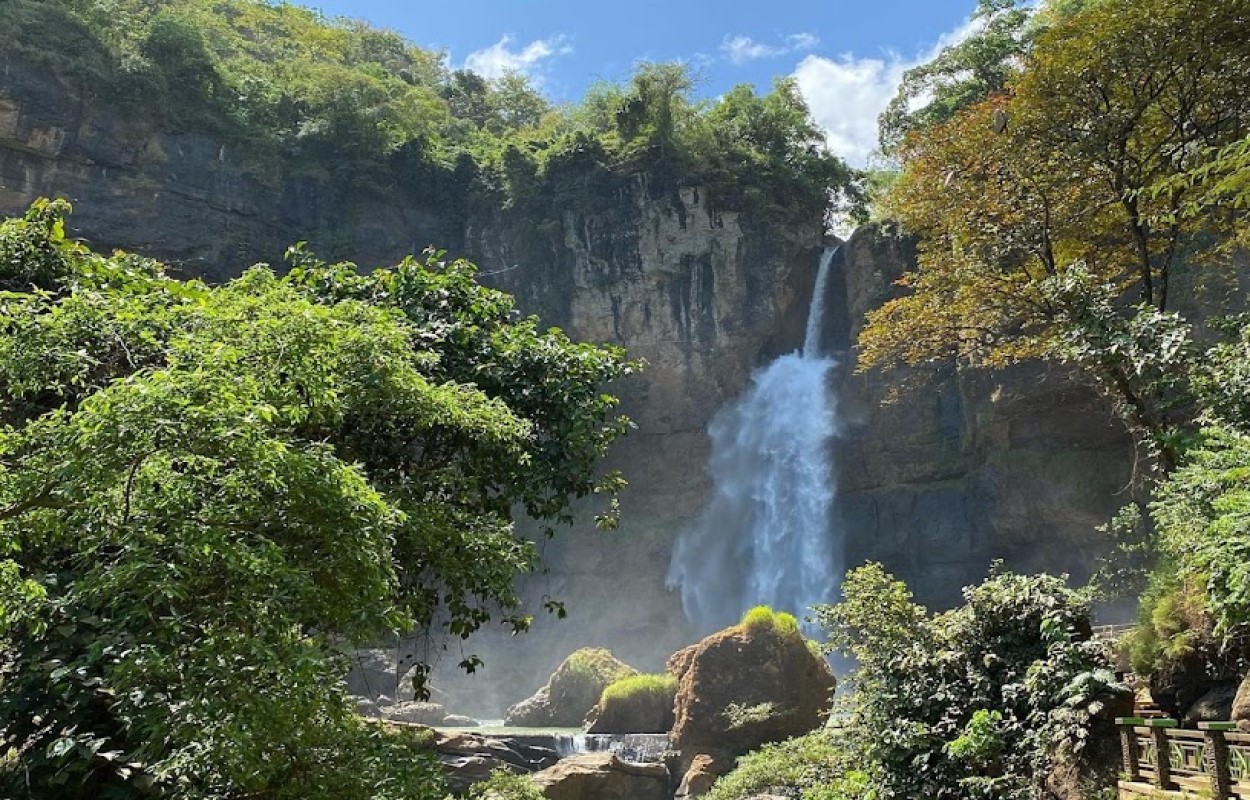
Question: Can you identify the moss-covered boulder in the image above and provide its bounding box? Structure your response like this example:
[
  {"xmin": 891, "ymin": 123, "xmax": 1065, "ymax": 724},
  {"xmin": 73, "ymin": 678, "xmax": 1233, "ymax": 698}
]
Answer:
[
  {"xmin": 584, "ymin": 673, "xmax": 677, "ymax": 733},
  {"xmin": 669, "ymin": 607, "xmax": 836, "ymax": 795},
  {"xmin": 506, "ymin": 648, "xmax": 638, "ymax": 728}
]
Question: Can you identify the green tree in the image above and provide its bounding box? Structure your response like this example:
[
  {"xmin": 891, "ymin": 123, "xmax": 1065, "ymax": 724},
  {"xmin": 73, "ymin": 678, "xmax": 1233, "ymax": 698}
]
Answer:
[
  {"xmin": 614, "ymin": 61, "xmax": 696, "ymax": 156},
  {"xmin": 0, "ymin": 200, "xmax": 635, "ymax": 798},
  {"xmin": 862, "ymin": 0, "xmax": 1250, "ymax": 467},
  {"xmin": 879, "ymin": 0, "xmax": 1034, "ymax": 156}
]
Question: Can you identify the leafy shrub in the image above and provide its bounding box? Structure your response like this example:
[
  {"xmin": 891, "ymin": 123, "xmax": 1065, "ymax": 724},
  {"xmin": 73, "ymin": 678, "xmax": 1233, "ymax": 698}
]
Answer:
[
  {"xmin": 3, "ymin": 0, "xmax": 861, "ymax": 225},
  {"xmin": 705, "ymin": 730, "xmax": 863, "ymax": 800},
  {"xmin": 812, "ymin": 563, "xmax": 1127, "ymax": 800},
  {"xmin": 467, "ymin": 770, "xmax": 545, "ymax": 800},
  {"xmin": 1121, "ymin": 419, "xmax": 1250, "ymax": 680}
]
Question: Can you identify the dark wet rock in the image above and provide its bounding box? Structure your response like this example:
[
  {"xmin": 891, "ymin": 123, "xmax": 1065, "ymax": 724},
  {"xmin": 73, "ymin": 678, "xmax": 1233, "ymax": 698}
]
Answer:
[{"xmin": 1185, "ymin": 683, "xmax": 1239, "ymax": 726}]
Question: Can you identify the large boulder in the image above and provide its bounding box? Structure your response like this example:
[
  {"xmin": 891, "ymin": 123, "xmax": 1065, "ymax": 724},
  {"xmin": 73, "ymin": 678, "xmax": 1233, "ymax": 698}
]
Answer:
[
  {"xmin": 1233, "ymin": 673, "xmax": 1250, "ymax": 730},
  {"xmin": 670, "ymin": 610, "xmax": 835, "ymax": 757},
  {"xmin": 585, "ymin": 674, "xmax": 677, "ymax": 734},
  {"xmin": 432, "ymin": 729, "xmax": 559, "ymax": 794},
  {"xmin": 1183, "ymin": 683, "xmax": 1239, "ymax": 726},
  {"xmin": 1150, "ymin": 648, "xmax": 1235, "ymax": 722},
  {"xmin": 506, "ymin": 648, "xmax": 638, "ymax": 728},
  {"xmin": 530, "ymin": 752, "xmax": 670, "ymax": 800},
  {"xmin": 443, "ymin": 714, "xmax": 482, "ymax": 728},
  {"xmin": 344, "ymin": 648, "xmax": 401, "ymax": 699}
]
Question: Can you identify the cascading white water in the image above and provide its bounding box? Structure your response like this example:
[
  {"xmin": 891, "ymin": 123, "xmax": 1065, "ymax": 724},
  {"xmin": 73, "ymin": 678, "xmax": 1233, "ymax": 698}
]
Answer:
[{"xmin": 667, "ymin": 247, "xmax": 841, "ymax": 634}]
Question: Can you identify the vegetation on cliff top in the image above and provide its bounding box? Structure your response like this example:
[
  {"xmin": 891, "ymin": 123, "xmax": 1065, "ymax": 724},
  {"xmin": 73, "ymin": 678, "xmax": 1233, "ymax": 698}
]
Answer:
[
  {"xmin": 0, "ymin": 0, "xmax": 860, "ymax": 223},
  {"xmin": 0, "ymin": 199, "xmax": 633, "ymax": 797}
]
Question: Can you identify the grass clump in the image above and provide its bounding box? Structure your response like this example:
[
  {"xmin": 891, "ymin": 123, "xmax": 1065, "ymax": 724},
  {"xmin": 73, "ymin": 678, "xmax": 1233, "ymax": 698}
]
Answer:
[
  {"xmin": 564, "ymin": 647, "xmax": 636, "ymax": 683},
  {"xmin": 740, "ymin": 605, "xmax": 801, "ymax": 637},
  {"xmin": 587, "ymin": 672, "xmax": 676, "ymax": 733},
  {"xmin": 600, "ymin": 673, "xmax": 677, "ymax": 705}
]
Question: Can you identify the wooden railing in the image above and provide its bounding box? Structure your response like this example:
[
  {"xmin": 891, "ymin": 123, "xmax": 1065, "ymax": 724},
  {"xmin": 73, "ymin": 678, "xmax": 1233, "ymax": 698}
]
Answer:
[
  {"xmin": 1094, "ymin": 623, "xmax": 1138, "ymax": 640},
  {"xmin": 1117, "ymin": 717, "xmax": 1250, "ymax": 798}
]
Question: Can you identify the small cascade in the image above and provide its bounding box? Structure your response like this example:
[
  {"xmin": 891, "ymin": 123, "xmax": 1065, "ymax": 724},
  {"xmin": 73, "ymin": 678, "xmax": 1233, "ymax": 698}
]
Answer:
[
  {"xmin": 551, "ymin": 733, "xmax": 672, "ymax": 763},
  {"xmin": 667, "ymin": 247, "xmax": 842, "ymax": 634}
]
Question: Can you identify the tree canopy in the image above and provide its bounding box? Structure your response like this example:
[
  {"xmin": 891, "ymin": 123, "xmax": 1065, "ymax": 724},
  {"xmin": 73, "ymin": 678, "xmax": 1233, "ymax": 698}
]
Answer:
[
  {"xmin": 861, "ymin": 0, "xmax": 1250, "ymax": 739},
  {"xmin": 860, "ymin": 0, "xmax": 1250, "ymax": 467},
  {"xmin": 0, "ymin": 200, "xmax": 635, "ymax": 797}
]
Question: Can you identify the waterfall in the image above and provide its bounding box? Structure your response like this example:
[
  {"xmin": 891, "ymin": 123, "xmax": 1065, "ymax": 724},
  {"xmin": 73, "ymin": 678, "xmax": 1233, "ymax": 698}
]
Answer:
[{"xmin": 666, "ymin": 247, "xmax": 841, "ymax": 634}]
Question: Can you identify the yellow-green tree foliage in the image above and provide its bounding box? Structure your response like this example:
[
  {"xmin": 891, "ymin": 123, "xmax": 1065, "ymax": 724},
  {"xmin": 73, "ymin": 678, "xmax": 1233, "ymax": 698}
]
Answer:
[{"xmin": 861, "ymin": 0, "xmax": 1250, "ymax": 372}]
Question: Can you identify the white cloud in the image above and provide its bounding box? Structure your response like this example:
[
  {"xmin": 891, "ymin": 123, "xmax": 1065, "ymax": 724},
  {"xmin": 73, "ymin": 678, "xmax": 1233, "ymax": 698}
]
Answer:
[
  {"xmin": 791, "ymin": 17, "xmax": 982, "ymax": 168},
  {"xmin": 721, "ymin": 32, "xmax": 820, "ymax": 65},
  {"xmin": 464, "ymin": 35, "xmax": 572, "ymax": 82},
  {"xmin": 786, "ymin": 32, "xmax": 820, "ymax": 51},
  {"xmin": 793, "ymin": 54, "xmax": 906, "ymax": 168}
]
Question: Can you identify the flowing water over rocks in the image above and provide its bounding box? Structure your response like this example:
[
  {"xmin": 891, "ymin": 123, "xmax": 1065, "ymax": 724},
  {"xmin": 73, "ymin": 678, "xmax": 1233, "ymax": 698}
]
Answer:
[{"xmin": 667, "ymin": 248, "xmax": 842, "ymax": 633}]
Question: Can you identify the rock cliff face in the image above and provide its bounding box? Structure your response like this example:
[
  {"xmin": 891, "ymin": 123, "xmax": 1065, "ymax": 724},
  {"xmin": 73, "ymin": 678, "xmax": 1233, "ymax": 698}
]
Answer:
[
  {"xmin": 831, "ymin": 224, "xmax": 1136, "ymax": 607},
  {"xmin": 1, "ymin": 57, "xmax": 1140, "ymax": 715},
  {"xmin": 436, "ymin": 191, "xmax": 826, "ymax": 716},
  {"xmin": 0, "ymin": 56, "xmax": 457, "ymax": 282}
]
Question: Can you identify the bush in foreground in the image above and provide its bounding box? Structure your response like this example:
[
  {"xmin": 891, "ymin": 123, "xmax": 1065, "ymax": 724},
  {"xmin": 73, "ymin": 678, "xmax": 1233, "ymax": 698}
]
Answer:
[{"xmin": 0, "ymin": 200, "xmax": 633, "ymax": 798}]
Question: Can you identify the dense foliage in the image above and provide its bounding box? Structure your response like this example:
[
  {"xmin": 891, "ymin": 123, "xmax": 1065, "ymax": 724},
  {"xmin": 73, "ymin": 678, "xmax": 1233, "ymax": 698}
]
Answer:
[
  {"xmin": 809, "ymin": 565, "xmax": 1124, "ymax": 800},
  {"xmin": 704, "ymin": 730, "xmax": 866, "ymax": 800},
  {"xmin": 0, "ymin": 0, "xmax": 859, "ymax": 222},
  {"xmin": 0, "ymin": 200, "xmax": 634, "ymax": 798},
  {"xmin": 707, "ymin": 566, "xmax": 1124, "ymax": 800},
  {"xmin": 877, "ymin": 0, "xmax": 1105, "ymax": 157},
  {"xmin": 466, "ymin": 770, "xmax": 546, "ymax": 800},
  {"xmin": 869, "ymin": 0, "xmax": 1250, "ymax": 699}
]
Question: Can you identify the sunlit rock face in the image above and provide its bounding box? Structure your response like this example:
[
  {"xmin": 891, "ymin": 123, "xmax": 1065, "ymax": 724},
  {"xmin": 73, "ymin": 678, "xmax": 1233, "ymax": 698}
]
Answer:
[{"xmin": 448, "ymin": 184, "xmax": 829, "ymax": 716}]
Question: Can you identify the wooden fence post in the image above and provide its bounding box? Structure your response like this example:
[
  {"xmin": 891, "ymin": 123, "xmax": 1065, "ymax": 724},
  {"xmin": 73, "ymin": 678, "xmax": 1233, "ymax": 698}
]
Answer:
[
  {"xmin": 1116, "ymin": 717, "xmax": 1143, "ymax": 782},
  {"xmin": 1200, "ymin": 722, "xmax": 1236, "ymax": 800},
  {"xmin": 1147, "ymin": 719, "xmax": 1178, "ymax": 791}
]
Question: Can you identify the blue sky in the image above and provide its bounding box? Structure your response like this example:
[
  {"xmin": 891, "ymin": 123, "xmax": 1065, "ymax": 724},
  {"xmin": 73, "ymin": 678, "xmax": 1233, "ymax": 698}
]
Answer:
[{"xmin": 302, "ymin": 0, "xmax": 981, "ymax": 166}]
